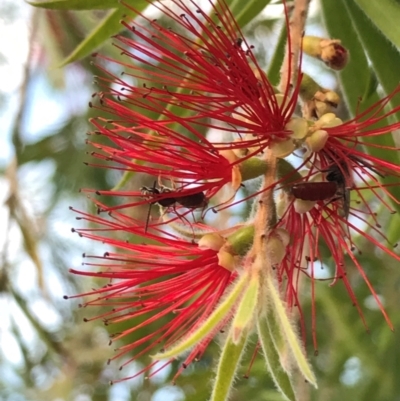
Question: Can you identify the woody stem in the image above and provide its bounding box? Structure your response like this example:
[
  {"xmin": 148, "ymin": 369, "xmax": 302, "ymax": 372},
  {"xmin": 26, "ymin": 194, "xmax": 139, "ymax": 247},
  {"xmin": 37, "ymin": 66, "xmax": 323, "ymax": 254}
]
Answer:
[{"xmin": 279, "ymin": 0, "xmax": 311, "ymax": 93}]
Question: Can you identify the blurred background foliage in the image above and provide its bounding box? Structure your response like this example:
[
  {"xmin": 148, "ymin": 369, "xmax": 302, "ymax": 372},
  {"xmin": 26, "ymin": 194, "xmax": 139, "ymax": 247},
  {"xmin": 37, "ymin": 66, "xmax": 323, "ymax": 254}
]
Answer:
[{"xmin": 1, "ymin": 0, "xmax": 400, "ymax": 400}]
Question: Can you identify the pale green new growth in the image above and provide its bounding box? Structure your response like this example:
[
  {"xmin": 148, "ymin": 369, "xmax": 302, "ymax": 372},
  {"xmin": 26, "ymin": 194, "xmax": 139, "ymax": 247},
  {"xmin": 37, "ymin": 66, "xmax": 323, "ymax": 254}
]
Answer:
[
  {"xmin": 231, "ymin": 272, "xmax": 259, "ymax": 343},
  {"xmin": 266, "ymin": 276, "xmax": 318, "ymax": 387},
  {"xmin": 210, "ymin": 327, "xmax": 247, "ymax": 401},
  {"xmin": 265, "ymin": 309, "xmax": 290, "ymax": 373},
  {"xmin": 257, "ymin": 315, "xmax": 297, "ymax": 401},
  {"xmin": 153, "ymin": 273, "xmax": 248, "ymax": 360}
]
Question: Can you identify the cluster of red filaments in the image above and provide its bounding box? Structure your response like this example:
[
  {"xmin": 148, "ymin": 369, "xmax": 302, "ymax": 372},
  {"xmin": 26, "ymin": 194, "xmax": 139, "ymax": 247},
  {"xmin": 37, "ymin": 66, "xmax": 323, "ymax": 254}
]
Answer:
[
  {"xmin": 69, "ymin": 0, "xmax": 400, "ymax": 383},
  {"xmin": 69, "ymin": 208, "xmax": 236, "ymax": 382}
]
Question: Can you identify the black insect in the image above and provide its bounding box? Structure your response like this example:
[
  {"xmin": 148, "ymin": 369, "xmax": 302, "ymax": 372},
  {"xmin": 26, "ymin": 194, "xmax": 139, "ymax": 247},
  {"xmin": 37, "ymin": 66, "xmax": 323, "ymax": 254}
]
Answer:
[
  {"xmin": 325, "ymin": 162, "xmax": 351, "ymax": 218},
  {"xmin": 290, "ymin": 162, "xmax": 351, "ymax": 218},
  {"xmin": 140, "ymin": 183, "xmax": 208, "ymax": 230},
  {"xmin": 141, "ymin": 185, "xmax": 176, "ymax": 208},
  {"xmin": 141, "ymin": 185, "xmax": 208, "ymax": 209},
  {"xmin": 325, "ymin": 162, "xmax": 347, "ymax": 186}
]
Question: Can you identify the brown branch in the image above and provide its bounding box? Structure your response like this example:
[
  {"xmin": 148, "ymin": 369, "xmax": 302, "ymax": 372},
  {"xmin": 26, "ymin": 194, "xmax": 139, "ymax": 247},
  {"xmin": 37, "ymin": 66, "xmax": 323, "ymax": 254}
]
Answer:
[
  {"xmin": 279, "ymin": 0, "xmax": 311, "ymax": 93},
  {"xmin": 249, "ymin": 150, "xmax": 277, "ymax": 265}
]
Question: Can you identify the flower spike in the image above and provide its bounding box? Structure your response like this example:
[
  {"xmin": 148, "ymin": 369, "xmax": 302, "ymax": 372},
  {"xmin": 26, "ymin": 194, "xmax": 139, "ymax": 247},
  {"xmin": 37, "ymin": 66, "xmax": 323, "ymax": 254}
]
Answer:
[
  {"xmin": 91, "ymin": 0, "xmax": 300, "ymax": 148},
  {"xmin": 68, "ymin": 0, "xmax": 400, "ymax": 398},
  {"xmin": 68, "ymin": 207, "xmax": 237, "ymax": 381}
]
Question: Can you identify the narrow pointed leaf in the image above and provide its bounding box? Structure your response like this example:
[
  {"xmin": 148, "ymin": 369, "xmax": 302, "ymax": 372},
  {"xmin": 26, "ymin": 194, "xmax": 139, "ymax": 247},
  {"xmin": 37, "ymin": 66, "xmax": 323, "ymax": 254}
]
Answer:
[
  {"xmin": 264, "ymin": 309, "xmax": 288, "ymax": 371},
  {"xmin": 154, "ymin": 273, "xmax": 248, "ymax": 360},
  {"xmin": 28, "ymin": 0, "xmax": 121, "ymax": 9},
  {"xmin": 229, "ymin": 0, "xmax": 272, "ymax": 28},
  {"xmin": 58, "ymin": 1, "xmax": 148, "ymax": 66},
  {"xmin": 321, "ymin": 0, "xmax": 400, "ymax": 213},
  {"xmin": 352, "ymin": 0, "xmax": 400, "ymax": 48},
  {"xmin": 257, "ymin": 314, "xmax": 297, "ymax": 401},
  {"xmin": 59, "ymin": 9, "xmax": 124, "ymax": 66},
  {"xmin": 266, "ymin": 276, "xmax": 317, "ymax": 387},
  {"xmin": 344, "ymin": 0, "xmax": 400, "ymax": 119},
  {"xmin": 267, "ymin": 21, "xmax": 287, "ymax": 87},
  {"xmin": 231, "ymin": 273, "xmax": 259, "ymax": 343},
  {"xmin": 210, "ymin": 328, "xmax": 247, "ymax": 401},
  {"xmin": 28, "ymin": 0, "xmax": 148, "ymax": 10}
]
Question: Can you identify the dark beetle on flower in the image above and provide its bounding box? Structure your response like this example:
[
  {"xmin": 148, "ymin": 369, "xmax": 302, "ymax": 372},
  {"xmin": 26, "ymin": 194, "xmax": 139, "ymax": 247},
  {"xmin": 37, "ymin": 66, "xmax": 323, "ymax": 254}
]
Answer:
[
  {"xmin": 141, "ymin": 184, "xmax": 208, "ymax": 209},
  {"xmin": 141, "ymin": 184, "xmax": 208, "ymax": 231},
  {"xmin": 290, "ymin": 162, "xmax": 350, "ymax": 218},
  {"xmin": 290, "ymin": 181, "xmax": 338, "ymax": 201}
]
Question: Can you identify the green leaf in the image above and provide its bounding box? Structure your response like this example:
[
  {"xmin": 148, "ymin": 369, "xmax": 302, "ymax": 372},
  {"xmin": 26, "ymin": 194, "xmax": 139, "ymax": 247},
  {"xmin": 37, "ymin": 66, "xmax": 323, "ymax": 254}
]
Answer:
[
  {"xmin": 266, "ymin": 276, "xmax": 317, "ymax": 387},
  {"xmin": 352, "ymin": 0, "xmax": 400, "ymax": 48},
  {"xmin": 28, "ymin": 0, "xmax": 148, "ymax": 10},
  {"xmin": 320, "ymin": 0, "xmax": 370, "ymax": 109},
  {"xmin": 154, "ymin": 273, "xmax": 248, "ymax": 360},
  {"xmin": 344, "ymin": 0, "xmax": 400, "ymax": 213},
  {"xmin": 231, "ymin": 272, "xmax": 259, "ymax": 343},
  {"xmin": 58, "ymin": 1, "xmax": 149, "ymax": 66},
  {"xmin": 267, "ymin": 21, "xmax": 287, "ymax": 87},
  {"xmin": 27, "ymin": 0, "xmax": 120, "ymax": 9},
  {"xmin": 59, "ymin": 8, "xmax": 124, "ymax": 66},
  {"xmin": 230, "ymin": 0, "xmax": 272, "ymax": 28},
  {"xmin": 321, "ymin": 0, "xmax": 400, "ymax": 214},
  {"xmin": 344, "ymin": 0, "xmax": 400, "ymax": 118},
  {"xmin": 257, "ymin": 314, "xmax": 297, "ymax": 401},
  {"xmin": 210, "ymin": 329, "xmax": 247, "ymax": 401}
]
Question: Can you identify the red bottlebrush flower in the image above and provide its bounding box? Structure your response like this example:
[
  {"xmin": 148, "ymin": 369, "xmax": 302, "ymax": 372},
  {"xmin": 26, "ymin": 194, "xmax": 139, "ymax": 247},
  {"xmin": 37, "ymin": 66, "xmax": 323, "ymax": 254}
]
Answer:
[
  {"xmin": 314, "ymin": 88, "xmax": 400, "ymax": 183},
  {"xmin": 302, "ymin": 89, "xmax": 400, "ymax": 229},
  {"xmin": 90, "ymin": 0, "xmax": 300, "ymax": 150},
  {"xmin": 68, "ymin": 207, "xmax": 236, "ymax": 382},
  {"xmin": 85, "ymin": 118, "xmax": 262, "ymax": 215},
  {"xmin": 276, "ymin": 186, "xmax": 400, "ymax": 350},
  {"xmin": 274, "ymin": 89, "xmax": 400, "ymax": 348},
  {"xmin": 84, "ymin": 0, "xmax": 302, "ymax": 218}
]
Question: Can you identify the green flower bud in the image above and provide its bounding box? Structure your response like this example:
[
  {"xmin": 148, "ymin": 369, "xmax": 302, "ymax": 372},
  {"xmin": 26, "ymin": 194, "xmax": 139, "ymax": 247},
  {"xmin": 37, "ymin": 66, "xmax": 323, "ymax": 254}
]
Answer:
[
  {"xmin": 227, "ymin": 225, "xmax": 255, "ymax": 256},
  {"xmin": 239, "ymin": 157, "xmax": 269, "ymax": 181}
]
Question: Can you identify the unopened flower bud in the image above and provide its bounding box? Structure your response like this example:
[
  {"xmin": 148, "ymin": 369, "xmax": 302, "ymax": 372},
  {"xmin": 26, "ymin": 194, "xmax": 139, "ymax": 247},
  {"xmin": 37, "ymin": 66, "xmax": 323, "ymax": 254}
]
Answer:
[
  {"xmin": 217, "ymin": 250, "xmax": 236, "ymax": 272},
  {"xmin": 315, "ymin": 112, "xmax": 343, "ymax": 128},
  {"xmin": 276, "ymin": 191, "xmax": 290, "ymax": 219},
  {"xmin": 239, "ymin": 157, "xmax": 269, "ymax": 182},
  {"xmin": 314, "ymin": 91, "xmax": 340, "ymax": 118},
  {"xmin": 300, "ymin": 74, "xmax": 320, "ymax": 102},
  {"xmin": 270, "ymin": 138, "xmax": 295, "ymax": 158},
  {"xmin": 226, "ymin": 225, "xmax": 255, "ymax": 256},
  {"xmin": 294, "ymin": 198, "xmax": 316, "ymax": 214},
  {"xmin": 198, "ymin": 233, "xmax": 226, "ymax": 251},
  {"xmin": 286, "ymin": 117, "xmax": 309, "ymax": 139},
  {"xmin": 220, "ymin": 149, "xmax": 242, "ymax": 191},
  {"xmin": 277, "ymin": 158, "xmax": 303, "ymax": 184},
  {"xmin": 266, "ymin": 233, "xmax": 288, "ymax": 265},
  {"xmin": 305, "ymin": 129, "xmax": 328, "ymax": 152},
  {"xmin": 303, "ymin": 36, "xmax": 349, "ymax": 70},
  {"xmin": 300, "ymin": 74, "xmax": 340, "ymax": 119},
  {"xmin": 314, "ymin": 90, "xmax": 340, "ymax": 109}
]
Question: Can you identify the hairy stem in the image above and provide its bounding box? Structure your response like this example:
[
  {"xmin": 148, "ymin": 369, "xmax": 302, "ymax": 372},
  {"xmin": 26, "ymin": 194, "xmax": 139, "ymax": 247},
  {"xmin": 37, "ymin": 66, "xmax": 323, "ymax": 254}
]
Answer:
[{"xmin": 279, "ymin": 0, "xmax": 311, "ymax": 93}]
